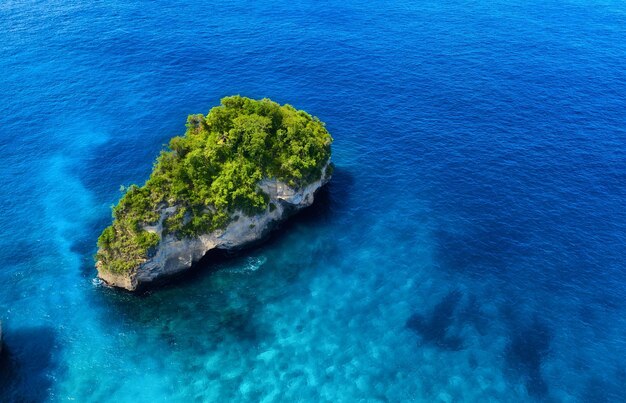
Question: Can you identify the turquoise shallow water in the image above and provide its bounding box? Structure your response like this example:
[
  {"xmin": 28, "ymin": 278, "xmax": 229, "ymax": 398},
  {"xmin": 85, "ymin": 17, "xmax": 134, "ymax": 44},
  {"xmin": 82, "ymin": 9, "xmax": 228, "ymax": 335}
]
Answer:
[{"xmin": 1, "ymin": 0, "xmax": 626, "ymax": 401}]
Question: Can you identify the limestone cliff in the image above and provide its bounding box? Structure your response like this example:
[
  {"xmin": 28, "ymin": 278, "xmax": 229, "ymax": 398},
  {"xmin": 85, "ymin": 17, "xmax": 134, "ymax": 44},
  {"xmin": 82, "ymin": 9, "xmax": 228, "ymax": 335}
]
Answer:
[{"xmin": 96, "ymin": 166, "xmax": 331, "ymax": 291}]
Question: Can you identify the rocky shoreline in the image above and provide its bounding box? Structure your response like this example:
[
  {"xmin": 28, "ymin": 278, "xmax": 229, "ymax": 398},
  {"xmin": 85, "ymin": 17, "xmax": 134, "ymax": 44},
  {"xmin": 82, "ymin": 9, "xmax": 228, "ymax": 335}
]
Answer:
[{"xmin": 96, "ymin": 164, "xmax": 331, "ymax": 291}]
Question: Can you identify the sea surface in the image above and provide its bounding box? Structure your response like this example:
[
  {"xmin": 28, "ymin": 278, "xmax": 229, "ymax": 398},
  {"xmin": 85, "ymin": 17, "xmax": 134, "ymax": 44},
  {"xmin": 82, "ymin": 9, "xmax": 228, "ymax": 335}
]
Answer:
[{"xmin": 1, "ymin": 0, "xmax": 625, "ymax": 401}]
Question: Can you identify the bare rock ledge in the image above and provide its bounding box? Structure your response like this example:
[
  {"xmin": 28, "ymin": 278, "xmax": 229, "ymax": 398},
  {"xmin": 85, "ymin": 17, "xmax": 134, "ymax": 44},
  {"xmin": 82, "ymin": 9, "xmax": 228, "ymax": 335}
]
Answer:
[{"xmin": 96, "ymin": 165, "xmax": 331, "ymax": 291}]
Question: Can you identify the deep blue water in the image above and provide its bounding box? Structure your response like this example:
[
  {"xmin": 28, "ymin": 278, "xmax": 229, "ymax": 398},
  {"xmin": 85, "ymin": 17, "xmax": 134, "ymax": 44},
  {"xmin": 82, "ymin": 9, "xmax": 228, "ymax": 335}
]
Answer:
[{"xmin": 1, "ymin": 0, "xmax": 626, "ymax": 401}]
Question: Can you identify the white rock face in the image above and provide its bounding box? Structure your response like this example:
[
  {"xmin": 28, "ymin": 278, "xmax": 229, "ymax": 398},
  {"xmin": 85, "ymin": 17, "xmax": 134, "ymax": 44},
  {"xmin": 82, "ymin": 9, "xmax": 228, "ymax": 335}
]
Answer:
[{"xmin": 97, "ymin": 166, "xmax": 331, "ymax": 291}]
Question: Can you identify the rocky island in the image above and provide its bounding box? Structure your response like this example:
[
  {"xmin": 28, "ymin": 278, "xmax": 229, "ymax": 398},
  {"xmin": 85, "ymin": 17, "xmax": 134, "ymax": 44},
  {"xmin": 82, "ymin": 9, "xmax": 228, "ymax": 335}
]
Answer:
[{"xmin": 96, "ymin": 96, "xmax": 333, "ymax": 291}]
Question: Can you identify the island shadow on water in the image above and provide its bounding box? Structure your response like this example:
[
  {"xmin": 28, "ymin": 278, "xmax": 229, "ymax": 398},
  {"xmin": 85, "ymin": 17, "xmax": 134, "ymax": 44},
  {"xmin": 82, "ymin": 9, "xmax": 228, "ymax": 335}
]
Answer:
[
  {"xmin": 94, "ymin": 166, "xmax": 354, "ymax": 295},
  {"xmin": 154, "ymin": 167, "xmax": 353, "ymax": 292}
]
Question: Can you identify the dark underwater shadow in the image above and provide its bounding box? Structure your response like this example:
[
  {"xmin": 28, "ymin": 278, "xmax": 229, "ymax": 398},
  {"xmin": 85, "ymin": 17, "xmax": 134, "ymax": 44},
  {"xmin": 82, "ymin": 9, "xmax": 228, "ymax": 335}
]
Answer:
[
  {"xmin": 406, "ymin": 289, "xmax": 465, "ymax": 351},
  {"xmin": 405, "ymin": 289, "xmax": 492, "ymax": 352},
  {"xmin": 0, "ymin": 326, "xmax": 60, "ymax": 403},
  {"xmin": 504, "ymin": 314, "xmax": 553, "ymax": 399}
]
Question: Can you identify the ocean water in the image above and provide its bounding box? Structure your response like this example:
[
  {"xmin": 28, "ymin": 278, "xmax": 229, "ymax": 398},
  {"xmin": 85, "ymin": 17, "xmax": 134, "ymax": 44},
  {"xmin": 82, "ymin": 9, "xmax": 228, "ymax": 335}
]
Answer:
[{"xmin": 1, "ymin": 0, "xmax": 625, "ymax": 401}]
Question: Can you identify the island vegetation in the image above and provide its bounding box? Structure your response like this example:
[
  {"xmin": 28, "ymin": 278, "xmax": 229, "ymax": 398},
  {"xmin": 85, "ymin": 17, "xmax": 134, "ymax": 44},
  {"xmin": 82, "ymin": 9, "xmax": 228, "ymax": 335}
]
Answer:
[{"xmin": 96, "ymin": 96, "xmax": 333, "ymax": 274}]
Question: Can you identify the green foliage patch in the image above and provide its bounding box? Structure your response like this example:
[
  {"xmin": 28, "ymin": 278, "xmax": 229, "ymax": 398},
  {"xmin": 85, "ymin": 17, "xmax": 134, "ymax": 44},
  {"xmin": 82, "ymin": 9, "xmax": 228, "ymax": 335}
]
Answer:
[{"xmin": 96, "ymin": 96, "xmax": 332, "ymax": 274}]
